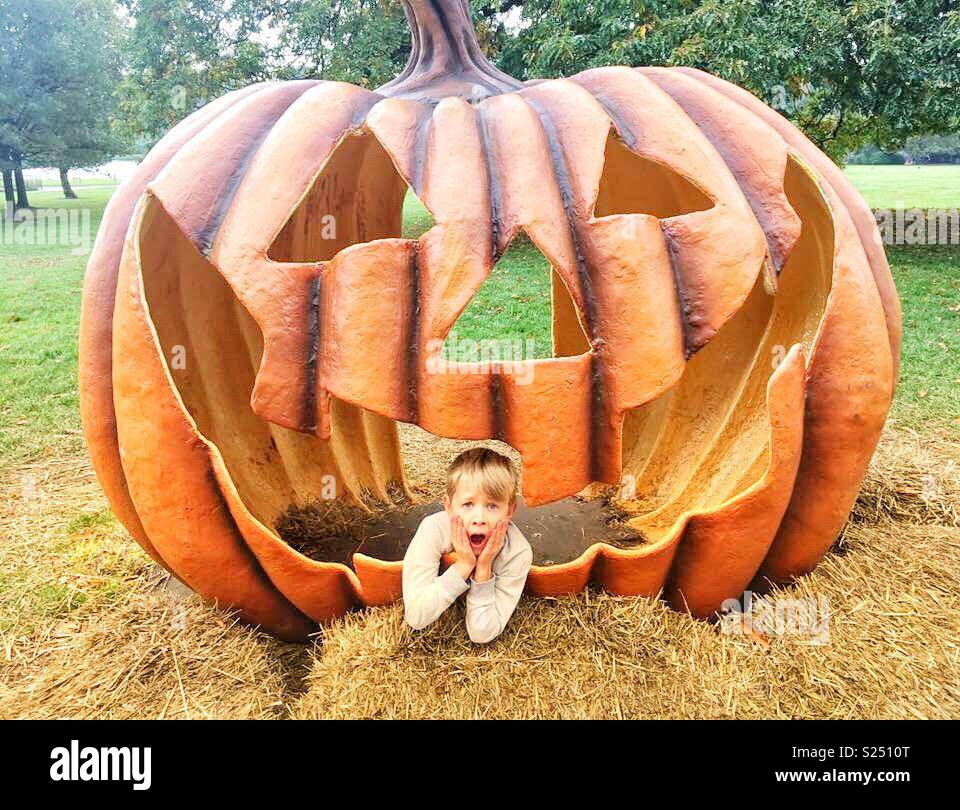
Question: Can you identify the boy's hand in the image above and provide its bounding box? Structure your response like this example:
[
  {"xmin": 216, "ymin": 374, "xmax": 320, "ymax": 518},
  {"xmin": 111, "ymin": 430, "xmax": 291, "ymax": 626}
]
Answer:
[
  {"xmin": 474, "ymin": 520, "xmax": 507, "ymax": 583},
  {"xmin": 448, "ymin": 515, "xmax": 476, "ymax": 581}
]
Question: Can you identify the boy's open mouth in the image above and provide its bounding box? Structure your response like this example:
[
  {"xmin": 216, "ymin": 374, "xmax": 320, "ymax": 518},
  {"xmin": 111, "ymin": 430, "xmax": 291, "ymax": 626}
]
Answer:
[{"xmin": 469, "ymin": 533, "xmax": 488, "ymax": 554}]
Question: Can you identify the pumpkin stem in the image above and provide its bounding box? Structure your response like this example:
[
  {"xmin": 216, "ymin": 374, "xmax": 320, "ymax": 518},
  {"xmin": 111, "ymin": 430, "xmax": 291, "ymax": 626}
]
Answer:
[{"xmin": 377, "ymin": 0, "xmax": 522, "ymax": 104}]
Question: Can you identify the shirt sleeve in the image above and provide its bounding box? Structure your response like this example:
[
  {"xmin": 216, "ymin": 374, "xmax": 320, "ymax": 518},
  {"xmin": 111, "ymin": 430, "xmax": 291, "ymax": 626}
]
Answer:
[
  {"xmin": 402, "ymin": 516, "xmax": 469, "ymax": 631},
  {"xmin": 465, "ymin": 536, "xmax": 533, "ymax": 644}
]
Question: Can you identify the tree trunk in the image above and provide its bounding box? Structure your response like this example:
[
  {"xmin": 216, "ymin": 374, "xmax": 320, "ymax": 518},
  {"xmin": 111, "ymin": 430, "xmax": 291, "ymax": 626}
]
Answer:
[
  {"xmin": 59, "ymin": 167, "xmax": 78, "ymax": 199},
  {"xmin": 2, "ymin": 169, "xmax": 13, "ymax": 206},
  {"xmin": 13, "ymin": 163, "xmax": 29, "ymax": 210}
]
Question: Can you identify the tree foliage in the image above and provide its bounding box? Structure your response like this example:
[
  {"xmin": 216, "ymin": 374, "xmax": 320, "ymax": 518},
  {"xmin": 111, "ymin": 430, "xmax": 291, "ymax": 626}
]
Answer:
[
  {"xmin": 270, "ymin": 1, "xmax": 523, "ymax": 86},
  {"xmin": 0, "ymin": 0, "xmax": 126, "ymax": 204},
  {"xmin": 851, "ymin": 132, "xmax": 960, "ymax": 164},
  {"xmin": 115, "ymin": 1, "xmax": 529, "ymax": 137},
  {"xmin": 4, "ymin": 1, "xmax": 956, "ymax": 170},
  {"xmin": 497, "ymin": 0, "xmax": 960, "ymax": 161},
  {"xmin": 272, "ymin": 0, "xmax": 409, "ymax": 86},
  {"xmin": 116, "ymin": 0, "xmax": 277, "ymax": 139},
  {"xmin": 902, "ymin": 133, "xmax": 960, "ymax": 163}
]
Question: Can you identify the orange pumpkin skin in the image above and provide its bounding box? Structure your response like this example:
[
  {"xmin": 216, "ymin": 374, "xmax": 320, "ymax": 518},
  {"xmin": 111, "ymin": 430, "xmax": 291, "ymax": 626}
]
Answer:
[{"xmin": 80, "ymin": 2, "xmax": 898, "ymax": 640}]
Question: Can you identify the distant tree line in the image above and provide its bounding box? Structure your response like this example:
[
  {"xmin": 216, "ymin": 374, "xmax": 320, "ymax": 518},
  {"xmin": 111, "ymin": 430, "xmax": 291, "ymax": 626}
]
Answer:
[
  {"xmin": 3, "ymin": 0, "xmax": 959, "ymax": 208},
  {"xmin": 849, "ymin": 134, "xmax": 960, "ymax": 164}
]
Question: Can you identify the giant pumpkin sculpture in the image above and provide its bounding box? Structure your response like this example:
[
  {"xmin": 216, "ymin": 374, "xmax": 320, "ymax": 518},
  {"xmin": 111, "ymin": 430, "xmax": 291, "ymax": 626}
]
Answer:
[{"xmin": 80, "ymin": 0, "xmax": 899, "ymax": 640}]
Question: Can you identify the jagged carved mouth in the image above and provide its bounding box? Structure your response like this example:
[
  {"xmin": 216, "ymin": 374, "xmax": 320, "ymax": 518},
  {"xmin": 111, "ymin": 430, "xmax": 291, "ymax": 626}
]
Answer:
[{"xmin": 135, "ymin": 143, "xmax": 831, "ymax": 576}]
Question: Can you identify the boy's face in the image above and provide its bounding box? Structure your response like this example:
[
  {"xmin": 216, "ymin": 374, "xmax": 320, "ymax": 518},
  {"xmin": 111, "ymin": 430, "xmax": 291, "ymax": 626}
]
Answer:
[{"xmin": 444, "ymin": 485, "xmax": 516, "ymax": 556}]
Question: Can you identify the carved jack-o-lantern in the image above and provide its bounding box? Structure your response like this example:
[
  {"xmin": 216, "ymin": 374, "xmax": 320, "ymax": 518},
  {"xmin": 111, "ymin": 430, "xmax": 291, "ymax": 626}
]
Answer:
[{"xmin": 80, "ymin": 0, "xmax": 899, "ymax": 640}]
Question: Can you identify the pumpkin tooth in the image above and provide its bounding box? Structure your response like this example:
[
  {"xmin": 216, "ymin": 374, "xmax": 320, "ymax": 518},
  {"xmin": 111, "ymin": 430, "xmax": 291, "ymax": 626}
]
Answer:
[
  {"xmin": 500, "ymin": 357, "xmax": 594, "ymax": 506},
  {"xmin": 320, "ymin": 240, "xmax": 420, "ymax": 423},
  {"xmin": 579, "ymin": 215, "xmax": 686, "ymax": 411}
]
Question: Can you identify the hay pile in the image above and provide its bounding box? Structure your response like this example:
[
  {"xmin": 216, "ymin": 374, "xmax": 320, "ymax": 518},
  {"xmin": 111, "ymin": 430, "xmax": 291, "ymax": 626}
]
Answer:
[
  {"xmin": 849, "ymin": 429, "xmax": 959, "ymax": 527},
  {"xmin": 1, "ymin": 427, "xmax": 957, "ymax": 719},
  {"xmin": 0, "ymin": 588, "xmax": 308, "ymax": 719},
  {"xmin": 292, "ymin": 520, "xmax": 959, "ymax": 719},
  {"xmin": 0, "ymin": 457, "xmax": 306, "ymax": 719},
  {"xmin": 397, "ymin": 422, "xmax": 522, "ymax": 498}
]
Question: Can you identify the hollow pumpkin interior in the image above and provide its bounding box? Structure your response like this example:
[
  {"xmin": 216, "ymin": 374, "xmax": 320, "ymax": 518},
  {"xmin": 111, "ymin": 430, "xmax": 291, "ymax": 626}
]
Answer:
[{"xmin": 136, "ymin": 131, "xmax": 833, "ymax": 572}]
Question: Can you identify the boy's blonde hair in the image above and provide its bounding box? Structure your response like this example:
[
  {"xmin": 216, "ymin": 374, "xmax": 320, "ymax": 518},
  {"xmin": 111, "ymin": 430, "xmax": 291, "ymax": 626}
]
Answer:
[{"xmin": 445, "ymin": 447, "xmax": 518, "ymax": 506}]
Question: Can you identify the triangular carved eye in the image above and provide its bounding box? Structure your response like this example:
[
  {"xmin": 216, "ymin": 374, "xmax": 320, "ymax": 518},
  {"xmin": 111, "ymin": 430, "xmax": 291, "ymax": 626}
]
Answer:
[
  {"xmin": 442, "ymin": 234, "xmax": 590, "ymax": 362},
  {"xmin": 595, "ymin": 133, "xmax": 714, "ymax": 219},
  {"xmin": 268, "ymin": 131, "xmax": 409, "ymax": 263}
]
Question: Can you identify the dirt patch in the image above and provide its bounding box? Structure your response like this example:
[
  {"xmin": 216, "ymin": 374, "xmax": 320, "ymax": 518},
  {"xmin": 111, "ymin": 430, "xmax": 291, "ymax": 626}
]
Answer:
[
  {"xmin": 514, "ymin": 496, "xmax": 643, "ymax": 564},
  {"xmin": 276, "ymin": 497, "xmax": 441, "ymax": 566},
  {"xmin": 276, "ymin": 494, "xmax": 644, "ymax": 567}
]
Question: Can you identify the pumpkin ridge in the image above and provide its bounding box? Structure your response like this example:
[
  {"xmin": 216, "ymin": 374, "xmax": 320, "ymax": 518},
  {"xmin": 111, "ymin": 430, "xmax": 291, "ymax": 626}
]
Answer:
[
  {"xmin": 761, "ymin": 153, "xmax": 894, "ymax": 580},
  {"xmin": 516, "ymin": 88, "xmax": 608, "ymax": 483},
  {"xmin": 477, "ymin": 103, "xmax": 505, "ymax": 260},
  {"xmin": 201, "ymin": 458, "xmax": 317, "ymax": 631},
  {"xmin": 79, "ymin": 82, "xmax": 277, "ymax": 563},
  {"xmin": 193, "ymin": 81, "xmax": 320, "ymax": 256},
  {"xmin": 116, "ymin": 198, "xmax": 315, "ymax": 640},
  {"xmin": 304, "ymin": 274, "xmax": 323, "ymax": 434},
  {"xmin": 406, "ymin": 248, "xmax": 423, "ymax": 423},
  {"xmin": 410, "ymin": 107, "xmax": 433, "ymax": 196}
]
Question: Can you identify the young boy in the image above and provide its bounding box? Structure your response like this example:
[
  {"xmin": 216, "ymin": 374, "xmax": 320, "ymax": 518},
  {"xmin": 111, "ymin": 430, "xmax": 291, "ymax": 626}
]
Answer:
[{"xmin": 402, "ymin": 447, "xmax": 533, "ymax": 644}]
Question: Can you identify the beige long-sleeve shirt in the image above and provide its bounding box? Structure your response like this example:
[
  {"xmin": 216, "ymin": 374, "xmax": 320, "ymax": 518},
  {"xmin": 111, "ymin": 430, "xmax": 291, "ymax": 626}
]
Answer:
[{"xmin": 402, "ymin": 511, "xmax": 533, "ymax": 644}]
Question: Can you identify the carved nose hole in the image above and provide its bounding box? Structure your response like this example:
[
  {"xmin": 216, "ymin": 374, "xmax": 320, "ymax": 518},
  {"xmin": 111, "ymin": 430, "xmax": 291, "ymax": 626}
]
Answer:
[{"xmin": 442, "ymin": 234, "xmax": 590, "ymax": 362}]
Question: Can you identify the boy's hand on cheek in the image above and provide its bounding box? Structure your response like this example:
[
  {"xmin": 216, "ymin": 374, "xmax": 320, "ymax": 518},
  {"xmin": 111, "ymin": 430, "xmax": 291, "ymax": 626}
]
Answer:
[
  {"xmin": 448, "ymin": 515, "xmax": 476, "ymax": 581},
  {"xmin": 474, "ymin": 520, "xmax": 506, "ymax": 582}
]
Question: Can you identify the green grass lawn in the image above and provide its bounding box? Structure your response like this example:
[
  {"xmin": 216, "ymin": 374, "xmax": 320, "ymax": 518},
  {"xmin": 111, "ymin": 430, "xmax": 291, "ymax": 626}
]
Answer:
[
  {"xmin": 1, "ymin": 173, "xmax": 957, "ymax": 468},
  {"xmin": 0, "ymin": 188, "xmax": 114, "ymax": 463},
  {"xmin": 842, "ymin": 165, "xmax": 960, "ymax": 209},
  {"xmin": 885, "ymin": 245, "xmax": 960, "ymax": 429}
]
